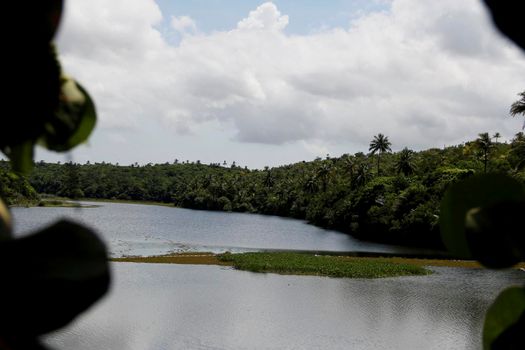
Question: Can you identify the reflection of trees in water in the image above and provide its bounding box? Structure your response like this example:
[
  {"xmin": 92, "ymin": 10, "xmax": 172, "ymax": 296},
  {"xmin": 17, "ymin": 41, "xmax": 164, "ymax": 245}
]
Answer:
[{"xmin": 339, "ymin": 268, "xmax": 524, "ymax": 348}]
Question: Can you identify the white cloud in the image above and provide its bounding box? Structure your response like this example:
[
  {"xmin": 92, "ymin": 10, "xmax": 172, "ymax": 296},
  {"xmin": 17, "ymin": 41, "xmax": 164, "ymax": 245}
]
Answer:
[
  {"xmin": 171, "ymin": 15, "xmax": 196, "ymax": 34},
  {"xmin": 107, "ymin": 132, "xmax": 127, "ymax": 145},
  {"xmin": 56, "ymin": 0, "xmax": 525, "ymax": 158},
  {"xmin": 237, "ymin": 2, "xmax": 289, "ymax": 31}
]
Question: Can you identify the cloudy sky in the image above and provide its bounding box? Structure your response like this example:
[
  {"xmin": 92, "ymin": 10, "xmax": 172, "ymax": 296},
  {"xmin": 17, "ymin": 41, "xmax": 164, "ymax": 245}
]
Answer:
[{"xmin": 38, "ymin": 0, "xmax": 525, "ymax": 168}]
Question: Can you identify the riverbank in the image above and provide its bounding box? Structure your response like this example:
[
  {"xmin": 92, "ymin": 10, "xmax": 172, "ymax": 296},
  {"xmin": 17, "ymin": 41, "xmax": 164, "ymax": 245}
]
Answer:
[
  {"xmin": 77, "ymin": 198, "xmax": 174, "ymax": 207},
  {"xmin": 37, "ymin": 199, "xmax": 100, "ymax": 208},
  {"xmin": 9, "ymin": 199, "xmax": 100, "ymax": 208},
  {"xmin": 10, "ymin": 197, "xmax": 171, "ymax": 208}
]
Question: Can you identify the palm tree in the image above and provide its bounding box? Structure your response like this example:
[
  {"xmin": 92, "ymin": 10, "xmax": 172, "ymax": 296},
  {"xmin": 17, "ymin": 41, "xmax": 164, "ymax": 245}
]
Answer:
[
  {"xmin": 395, "ymin": 147, "xmax": 416, "ymax": 176},
  {"xmin": 510, "ymin": 91, "xmax": 525, "ymax": 129},
  {"xmin": 315, "ymin": 162, "xmax": 332, "ymax": 192},
  {"xmin": 263, "ymin": 169, "xmax": 274, "ymax": 188},
  {"xmin": 351, "ymin": 162, "xmax": 371, "ymax": 189},
  {"xmin": 492, "ymin": 132, "xmax": 501, "ymax": 143},
  {"xmin": 476, "ymin": 132, "xmax": 493, "ymax": 173},
  {"xmin": 303, "ymin": 175, "xmax": 319, "ymax": 194},
  {"xmin": 369, "ymin": 133, "xmax": 392, "ymax": 175},
  {"xmin": 343, "ymin": 155, "xmax": 355, "ymax": 178},
  {"xmin": 509, "ymin": 132, "xmax": 525, "ymax": 171}
]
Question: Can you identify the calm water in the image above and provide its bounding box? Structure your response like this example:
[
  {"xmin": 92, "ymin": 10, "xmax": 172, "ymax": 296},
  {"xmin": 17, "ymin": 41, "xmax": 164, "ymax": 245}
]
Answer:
[
  {"xmin": 10, "ymin": 202, "xmax": 525, "ymax": 349},
  {"xmin": 44, "ymin": 263, "xmax": 524, "ymax": 350},
  {"xmin": 11, "ymin": 202, "xmax": 421, "ymax": 257}
]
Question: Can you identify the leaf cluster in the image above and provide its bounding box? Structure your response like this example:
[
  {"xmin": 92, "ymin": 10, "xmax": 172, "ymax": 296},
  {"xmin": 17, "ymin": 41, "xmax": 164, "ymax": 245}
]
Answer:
[{"xmin": 2, "ymin": 2, "xmax": 96, "ymax": 174}]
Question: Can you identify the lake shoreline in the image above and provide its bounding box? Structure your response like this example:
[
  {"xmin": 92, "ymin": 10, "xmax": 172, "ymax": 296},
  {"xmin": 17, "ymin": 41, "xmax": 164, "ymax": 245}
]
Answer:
[
  {"xmin": 9, "ymin": 197, "xmax": 101, "ymax": 208},
  {"xmin": 9, "ymin": 197, "xmax": 174, "ymax": 208},
  {"xmin": 76, "ymin": 197, "xmax": 175, "ymax": 207}
]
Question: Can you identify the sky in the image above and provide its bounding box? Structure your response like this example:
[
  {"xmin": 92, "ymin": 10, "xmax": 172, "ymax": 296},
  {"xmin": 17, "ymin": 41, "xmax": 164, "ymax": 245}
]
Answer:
[{"xmin": 36, "ymin": 0, "xmax": 525, "ymax": 169}]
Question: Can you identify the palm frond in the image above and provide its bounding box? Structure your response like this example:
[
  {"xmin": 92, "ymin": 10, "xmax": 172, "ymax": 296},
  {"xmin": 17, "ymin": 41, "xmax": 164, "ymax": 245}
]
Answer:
[{"xmin": 510, "ymin": 91, "xmax": 525, "ymax": 116}]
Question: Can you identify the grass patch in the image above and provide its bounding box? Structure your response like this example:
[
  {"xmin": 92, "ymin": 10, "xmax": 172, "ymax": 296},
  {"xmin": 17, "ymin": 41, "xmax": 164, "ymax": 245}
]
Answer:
[
  {"xmin": 111, "ymin": 252, "xmax": 525, "ymax": 275},
  {"xmin": 217, "ymin": 252, "xmax": 431, "ymax": 278}
]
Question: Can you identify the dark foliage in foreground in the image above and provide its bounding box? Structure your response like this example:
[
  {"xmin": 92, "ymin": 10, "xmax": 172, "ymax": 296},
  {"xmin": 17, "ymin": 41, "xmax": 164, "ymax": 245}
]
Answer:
[{"xmin": 0, "ymin": 1, "xmax": 109, "ymax": 348}]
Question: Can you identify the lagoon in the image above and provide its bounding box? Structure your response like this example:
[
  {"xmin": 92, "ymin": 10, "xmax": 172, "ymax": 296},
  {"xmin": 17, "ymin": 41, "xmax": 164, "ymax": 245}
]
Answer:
[
  {"xmin": 10, "ymin": 202, "xmax": 525, "ymax": 349},
  {"xmin": 11, "ymin": 201, "xmax": 421, "ymax": 257},
  {"xmin": 44, "ymin": 263, "xmax": 524, "ymax": 350}
]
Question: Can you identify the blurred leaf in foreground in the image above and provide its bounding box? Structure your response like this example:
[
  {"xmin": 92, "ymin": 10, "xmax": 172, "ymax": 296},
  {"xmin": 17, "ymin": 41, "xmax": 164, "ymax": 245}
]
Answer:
[
  {"xmin": 0, "ymin": 220, "xmax": 110, "ymax": 337},
  {"xmin": 440, "ymin": 173, "xmax": 525, "ymax": 268},
  {"xmin": 484, "ymin": 286, "xmax": 525, "ymax": 349},
  {"xmin": 0, "ymin": 199, "xmax": 11, "ymax": 241},
  {"xmin": 39, "ymin": 78, "xmax": 97, "ymax": 152}
]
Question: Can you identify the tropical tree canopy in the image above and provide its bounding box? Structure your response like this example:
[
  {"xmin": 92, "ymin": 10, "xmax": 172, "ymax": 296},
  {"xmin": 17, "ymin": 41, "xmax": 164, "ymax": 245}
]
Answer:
[
  {"xmin": 476, "ymin": 132, "xmax": 493, "ymax": 173},
  {"xmin": 369, "ymin": 133, "xmax": 392, "ymax": 155},
  {"xmin": 477, "ymin": 132, "xmax": 493, "ymax": 149},
  {"xmin": 510, "ymin": 91, "xmax": 525, "ymax": 131},
  {"xmin": 510, "ymin": 91, "xmax": 525, "ymax": 117},
  {"xmin": 395, "ymin": 147, "xmax": 416, "ymax": 176},
  {"xmin": 369, "ymin": 133, "xmax": 392, "ymax": 175}
]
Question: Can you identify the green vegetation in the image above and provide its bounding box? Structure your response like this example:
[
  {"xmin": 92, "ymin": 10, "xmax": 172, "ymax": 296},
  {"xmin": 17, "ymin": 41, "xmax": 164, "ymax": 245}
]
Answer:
[
  {"xmin": 395, "ymin": 147, "xmax": 416, "ymax": 176},
  {"xmin": 113, "ymin": 252, "xmax": 433, "ymax": 280},
  {"xmin": 369, "ymin": 133, "xmax": 392, "ymax": 175},
  {"xmin": 217, "ymin": 252, "xmax": 430, "ymax": 278},
  {"xmin": 510, "ymin": 91, "xmax": 525, "ymax": 118},
  {"xmin": 0, "ymin": 166, "xmax": 39, "ymax": 206},
  {"xmin": 112, "ymin": 252, "xmax": 228, "ymax": 265},
  {"xmin": 8, "ymin": 132, "xmax": 521, "ymax": 249},
  {"xmin": 475, "ymin": 132, "xmax": 494, "ymax": 173},
  {"xmin": 0, "ymin": 2, "xmax": 521, "ymax": 347},
  {"xmin": 112, "ymin": 252, "xmax": 525, "ymax": 269}
]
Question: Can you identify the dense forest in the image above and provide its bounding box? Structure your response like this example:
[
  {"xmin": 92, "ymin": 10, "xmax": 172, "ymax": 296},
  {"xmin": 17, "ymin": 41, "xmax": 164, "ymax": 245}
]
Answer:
[
  {"xmin": 2, "ymin": 132, "xmax": 524, "ymax": 249},
  {"xmin": 0, "ymin": 168, "xmax": 38, "ymax": 206}
]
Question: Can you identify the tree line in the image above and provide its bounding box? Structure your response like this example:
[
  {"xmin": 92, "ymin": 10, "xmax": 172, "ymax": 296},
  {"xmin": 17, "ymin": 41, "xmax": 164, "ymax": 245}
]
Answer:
[{"xmin": 1, "ymin": 132, "xmax": 522, "ymax": 249}]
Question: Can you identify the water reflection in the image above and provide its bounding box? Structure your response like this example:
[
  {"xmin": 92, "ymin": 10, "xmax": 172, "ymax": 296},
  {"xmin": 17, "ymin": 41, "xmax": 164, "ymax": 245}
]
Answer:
[
  {"xmin": 11, "ymin": 202, "xmax": 424, "ymax": 257},
  {"xmin": 45, "ymin": 264, "xmax": 525, "ymax": 350}
]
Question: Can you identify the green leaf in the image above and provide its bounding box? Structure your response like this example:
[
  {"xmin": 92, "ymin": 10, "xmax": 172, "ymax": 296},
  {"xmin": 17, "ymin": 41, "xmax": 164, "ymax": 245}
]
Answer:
[
  {"xmin": 440, "ymin": 173, "xmax": 525, "ymax": 266},
  {"xmin": 0, "ymin": 220, "xmax": 110, "ymax": 336},
  {"xmin": 0, "ymin": 198, "xmax": 12, "ymax": 241},
  {"xmin": 39, "ymin": 78, "xmax": 97, "ymax": 152},
  {"xmin": 7, "ymin": 141, "xmax": 34, "ymax": 174},
  {"xmin": 61, "ymin": 81, "xmax": 97, "ymax": 149},
  {"xmin": 484, "ymin": 286, "xmax": 525, "ymax": 349}
]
